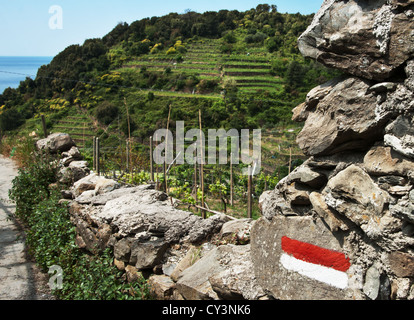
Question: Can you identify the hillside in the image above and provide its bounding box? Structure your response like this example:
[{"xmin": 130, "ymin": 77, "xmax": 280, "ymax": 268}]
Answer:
[{"xmin": 0, "ymin": 4, "xmax": 340, "ymax": 177}]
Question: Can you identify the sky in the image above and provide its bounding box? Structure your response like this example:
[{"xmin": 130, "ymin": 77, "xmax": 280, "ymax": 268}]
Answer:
[{"xmin": 0, "ymin": 0, "xmax": 323, "ymax": 56}]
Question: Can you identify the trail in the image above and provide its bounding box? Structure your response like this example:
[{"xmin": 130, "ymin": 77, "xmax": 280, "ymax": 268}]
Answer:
[{"xmin": 0, "ymin": 155, "xmax": 52, "ymax": 300}]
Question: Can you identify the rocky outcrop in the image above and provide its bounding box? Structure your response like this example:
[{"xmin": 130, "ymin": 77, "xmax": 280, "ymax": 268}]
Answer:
[{"xmin": 253, "ymin": 0, "xmax": 414, "ymax": 300}]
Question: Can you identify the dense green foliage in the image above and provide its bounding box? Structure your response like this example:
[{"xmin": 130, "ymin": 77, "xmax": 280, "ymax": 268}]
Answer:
[{"xmin": 8, "ymin": 154, "xmax": 150, "ymax": 300}]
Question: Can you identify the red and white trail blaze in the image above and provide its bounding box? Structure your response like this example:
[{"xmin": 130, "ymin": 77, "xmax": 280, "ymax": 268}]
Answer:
[{"xmin": 280, "ymin": 236, "xmax": 351, "ymax": 289}]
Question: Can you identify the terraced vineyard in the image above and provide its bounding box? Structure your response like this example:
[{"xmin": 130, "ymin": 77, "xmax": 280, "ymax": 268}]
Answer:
[
  {"xmin": 52, "ymin": 110, "xmax": 97, "ymax": 149},
  {"xmin": 119, "ymin": 39, "xmax": 283, "ymax": 97}
]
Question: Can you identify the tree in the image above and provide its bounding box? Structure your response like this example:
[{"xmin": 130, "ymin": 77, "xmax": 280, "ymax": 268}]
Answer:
[
  {"xmin": 0, "ymin": 107, "xmax": 24, "ymax": 132},
  {"xmin": 286, "ymin": 61, "xmax": 305, "ymax": 88}
]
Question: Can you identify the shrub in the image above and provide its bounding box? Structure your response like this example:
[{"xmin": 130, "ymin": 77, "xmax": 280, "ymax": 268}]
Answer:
[
  {"xmin": 9, "ymin": 153, "xmax": 58, "ymax": 222},
  {"xmin": 95, "ymin": 101, "xmax": 119, "ymax": 125}
]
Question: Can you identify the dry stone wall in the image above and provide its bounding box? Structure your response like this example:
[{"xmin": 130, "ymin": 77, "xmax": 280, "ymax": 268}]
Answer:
[{"xmin": 252, "ymin": 0, "xmax": 414, "ymax": 300}]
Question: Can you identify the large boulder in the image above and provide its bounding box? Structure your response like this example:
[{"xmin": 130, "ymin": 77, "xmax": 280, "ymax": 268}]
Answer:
[
  {"xmin": 295, "ymin": 76, "xmax": 387, "ymax": 156},
  {"xmin": 36, "ymin": 133, "xmax": 75, "ymax": 153},
  {"xmin": 90, "ymin": 188, "xmax": 229, "ymax": 242},
  {"xmin": 298, "ymin": 0, "xmax": 414, "ymax": 81}
]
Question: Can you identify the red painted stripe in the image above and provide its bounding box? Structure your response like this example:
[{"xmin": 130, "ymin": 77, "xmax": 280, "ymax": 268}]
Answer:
[{"xmin": 281, "ymin": 236, "xmax": 350, "ymax": 272}]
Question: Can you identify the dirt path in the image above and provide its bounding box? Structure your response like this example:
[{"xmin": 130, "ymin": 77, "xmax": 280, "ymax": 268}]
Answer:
[{"xmin": 0, "ymin": 155, "xmax": 53, "ymax": 300}]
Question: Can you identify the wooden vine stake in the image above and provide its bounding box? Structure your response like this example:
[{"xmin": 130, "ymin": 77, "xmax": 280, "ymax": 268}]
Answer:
[
  {"xmin": 247, "ymin": 165, "xmax": 252, "ymax": 219},
  {"xmin": 96, "ymin": 137, "xmax": 100, "ymax": 176},
  {"xmin": 199, "ymin": 109, "xmax": 206, "ymax": 219},
  {"xmin": 124, "ymin": 98, "xmax": 132, "ymax": 173},
  {"xmin": 41, "ymin": 114, "xmax": 48, "ymax": 138},
  {"xmin": 230, "ymin": 153, "xmax": 234, "ymax": 206},
  {"xmin": 150, "ymin": 136, "xmax": 154, "ymax": 182},
  {"xmin": 92, "ymin": 136, "xmax": 96, "ymax": 171},
  {"xmin": 164, "ymin": 104, "xmax": 172, "ymax": 194}
]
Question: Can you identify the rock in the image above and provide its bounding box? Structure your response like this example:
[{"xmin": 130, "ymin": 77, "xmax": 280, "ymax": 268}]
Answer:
[
  {"xmin": 175, "ymin": 247, "xmax": 221, "ymax": 300},
  {"xmin": 368, "ymin": 82, "xmax": 397, "ymax": 94},
  {"xmin": 390, "ymin": 0, "xmax": 414, "ymax": 10},
  {"xmin": 298, "ymin": 0, "xmax": 414, "ymax": 80},
  {"xmin": 287, "ymin": 164, "xmax": 328, "ymax": 189},
  {"xmin": 96, "ymin": 224, "xmax": 112, "ymax": 248},
  {"xmin": 292, "ymin": 77, "xmax": 342, "ymax": 122},
  {"xmin": 68, "ymin": 161, "xmax": 90, "ymax": 182},
  {"xmin": 393, "ymin": 277, "xmax": 413, "ymax": 299},
  {"xmin": 388, "ymin": 185, "xmax": 412, "ymax": 196},
  {"xmin": 72, "ymin": 173, "xmax": 119, "ymax": 197},
  {"xmin": 279, "ymin": 181, "xmax": 311, "ymax": 206},
  {"xmin": 175, "ymin": 244, "xmax": 266, "ymax": 300},
  {"xmin": 258, "ymin": 188, "xmax": 309, "ymax": 219},
  {"xmin": 170, "ymin": 246, "xmax": 202, "ymax": 282},
  {"xmin": 67, "ymin": 146, "xmax": 82, "ymax": 159},
  {"xmin": 74, "ymin": 189, "xmax": 96, "ymax": 204},
  {"xmin": 58, "ymin": 167, "xmax": 73, "ymax": 185},
  {"xmin": 323, "ymin": 164, "xmax": 389, "ymax": 228},
  {"xmin": 295, "ymin": 77, "xmax": 385, "ymax": 156},
  {"xmin": 363, "ymin": 262, "xmax": 382, "ymax": 300},
  {"xmin": 378, "ymin": 176, "xmax": 407, "ymax": 186},
  {"xmin": 60, "ymin": 147, "xmax": 82, "ymax": 167},
  {"xmin": 219, "ymin": 218, "xmax": 254, "ymax": 244},
  {"xmin": 405, "ymin": 59, "xmax": 414, "ymax": 92},
  {"xmin": 36, "ymin": 132, "xmax": 75, "ymax": 153},
  {"xmin": 61, "ymin": 190, "xmax": 74, "ymax": 200},
  {"xmin": 125, "ymin": 265, "xmax": 141, "ymax": 283},
  {"xmin": 388, "ymin": 251, "xmax": 414, "ymax": 278},
  {"xmin": 258, "ymin": 190, "xmax": 296, "ymax": 219},
  {"xmin": 384, "ymin": 115, "xmax": 414, "ymax": 159},
  {"xmin": 60, "ymin": 156, "xmax": 75, "ymax": 167},
  {"xmin": 208, "ymin": 245, "xmax": 267, "ymax": 300},
  {"xmin": 130, "ymin": 238, "xmax": 169, "ymax": 270},
  {"xmin": 148, "ymin": 275, "xmax": 175, "ymax": 300},
  {"xmin": 410, "ymin": 190, "xmax": 414, "ymax": 203},
  {"xmin": 251, "ymin": 215, "xmax": 354, "ymax": 300},
  {"xmin": 92, "ymin": 189, "xmax": 226, "ymax": 242},
  {"xmin": 363, "ymin": 145, "xmax": 414, "ymax": 176},
  {"xmin": 114, "ymin": 238, "xmax": 131, "ymax": 263},
  {"xmin": 375, "ymin": 83, "xmax": 414, "ymax": 124},
  {"xmin": 309, "ymin": 192, "xmax": 348, "ymax": 232},
  {"xmin": 184, "ymin": 214, "xmax": 231, "ymax": 244},
  {"xmin": 74, "ymin": 219, "xmax": 100, "ymax": 254},
  {"xmin": 94, "ymin": 178, "xmax": 120, "ymax": 195},
  {"xmin": 84, "ymin": 185, "xmax": 153, "ymax": 206},
  {"xmin": 114, "ymin": 258, "xmax": 125, "ymax": 271},
  {"xmin": 390, "ymin": 200, "xmax": 414, "ymax": 224}
]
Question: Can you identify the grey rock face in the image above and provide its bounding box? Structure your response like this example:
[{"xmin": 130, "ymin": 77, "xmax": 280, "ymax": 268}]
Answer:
[
  {"xmin": 295, "ymin": 76, "xmax": 386, "ymax": 156},
  {"xmin": 298, "ymin": 0, "xmax": 414, "ymax": 80}
]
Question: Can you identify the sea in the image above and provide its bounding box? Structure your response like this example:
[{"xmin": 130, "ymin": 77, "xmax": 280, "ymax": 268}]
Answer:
[{"xmin": 0, "ymin": 56, "xmax": 53, "ymax": 94}]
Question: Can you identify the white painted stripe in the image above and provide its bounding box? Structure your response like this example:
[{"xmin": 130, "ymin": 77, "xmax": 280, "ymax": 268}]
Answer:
[{"xmin": 280, "ymin": 253, "xmax": 348, "ymax": 289}]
